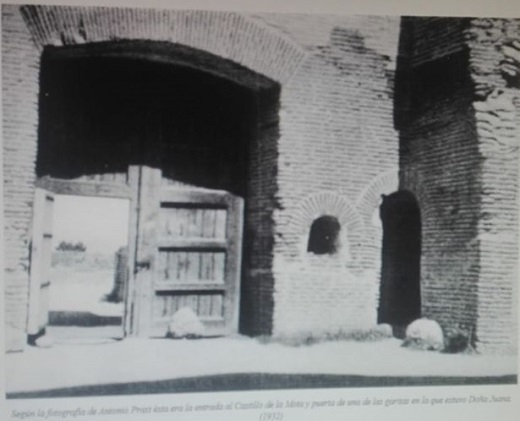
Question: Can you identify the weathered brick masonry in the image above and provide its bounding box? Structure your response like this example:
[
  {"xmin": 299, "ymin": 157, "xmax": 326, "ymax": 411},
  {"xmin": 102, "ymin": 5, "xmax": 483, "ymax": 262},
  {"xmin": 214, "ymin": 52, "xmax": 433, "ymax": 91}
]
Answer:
[
  {"xmin": 262, "ymin": 18, "xmax": 401, "ymax": 336},
  {"xmin": 2, "ymin": 4, "xmax": 518, "ymax": 354},
  {"xmin": 468, "ymin": 18, "xmax": 520, "ymax": 353},
  {"xmin": 2, "ymin": 6, "xmax": 40, "ymax": 352},
  {"xmin": 396, "ymin": 17, "xmax": 520, "ymax": 353}
]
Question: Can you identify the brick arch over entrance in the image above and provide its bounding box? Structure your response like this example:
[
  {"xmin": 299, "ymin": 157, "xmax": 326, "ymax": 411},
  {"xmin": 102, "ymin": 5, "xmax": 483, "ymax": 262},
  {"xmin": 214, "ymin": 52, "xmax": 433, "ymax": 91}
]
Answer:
[
  {"xmin": 20, "ymin": 5, "xmax": 306, "ymax": 84},
  {"xmin": 355, "ymin": 170, "xmax": 399, "ymax": 229},
  {"xmin": 5, "ymin": 4, "xmax": 309, "ymax": 346}
]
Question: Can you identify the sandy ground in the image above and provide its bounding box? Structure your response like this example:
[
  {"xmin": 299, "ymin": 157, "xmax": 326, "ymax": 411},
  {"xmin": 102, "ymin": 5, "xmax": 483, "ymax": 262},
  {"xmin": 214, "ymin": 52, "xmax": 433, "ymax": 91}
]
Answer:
[
  {"xmin": 8, "ymin": 266, "xmax": 513, "ymax": 395},
  {"xmin": 47, "ymin": 267, "xmax": 124, "ymax": 342},
  {"xmin": 6, "ymin": 335, "xmax": 516, "ymax": 394},
  {"xmin": 50, "ymin": 267, "xmax": 123, "ymax": 317}
]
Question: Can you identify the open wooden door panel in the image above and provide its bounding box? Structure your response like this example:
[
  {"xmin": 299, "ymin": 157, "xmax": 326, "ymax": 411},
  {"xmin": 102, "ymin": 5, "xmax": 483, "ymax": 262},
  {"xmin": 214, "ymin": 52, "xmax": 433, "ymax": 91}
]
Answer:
[
  {"xmin": 27, "ymin": 188, "xmax": 55, "ymax": 341},
  {"xmin": 129, "ymin": 166, "xmax": 244, "ymax": 337}
]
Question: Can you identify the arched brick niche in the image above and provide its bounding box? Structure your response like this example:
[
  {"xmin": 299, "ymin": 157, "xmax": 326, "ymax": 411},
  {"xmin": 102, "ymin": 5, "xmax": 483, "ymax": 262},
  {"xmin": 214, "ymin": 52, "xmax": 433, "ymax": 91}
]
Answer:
[
  {"xmin": 272, "ymin": 192, "xmax": 380, "ymax": 336},
  {"xmin": 289, "ymin": 192, "xmax": 364, "ymax": 268}
]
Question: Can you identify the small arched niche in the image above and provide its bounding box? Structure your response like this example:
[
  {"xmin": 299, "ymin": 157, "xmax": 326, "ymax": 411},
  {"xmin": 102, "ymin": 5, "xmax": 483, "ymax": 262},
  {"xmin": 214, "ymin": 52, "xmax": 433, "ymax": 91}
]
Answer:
[{"xmin": 307, "ymin": 215, "xmax": 341, "ymax": 255}]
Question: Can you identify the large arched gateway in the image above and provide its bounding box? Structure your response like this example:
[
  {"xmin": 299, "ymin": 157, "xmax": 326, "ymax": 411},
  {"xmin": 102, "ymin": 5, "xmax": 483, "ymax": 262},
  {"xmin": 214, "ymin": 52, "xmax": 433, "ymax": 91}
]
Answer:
[
  {"xmin": 4, "ymin": 5, "xmax": 305, "ymax": 349},
  {"xmin": 31, "ymin": 41, "xmax": 281, "ymax": 338}
]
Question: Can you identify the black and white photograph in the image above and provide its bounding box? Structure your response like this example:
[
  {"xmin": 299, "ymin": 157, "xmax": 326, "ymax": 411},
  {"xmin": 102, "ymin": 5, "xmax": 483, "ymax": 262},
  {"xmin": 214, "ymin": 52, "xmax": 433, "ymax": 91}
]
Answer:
[{"xmin": 1, "ymin": 0, "xmax": 519, "ymax": 415}]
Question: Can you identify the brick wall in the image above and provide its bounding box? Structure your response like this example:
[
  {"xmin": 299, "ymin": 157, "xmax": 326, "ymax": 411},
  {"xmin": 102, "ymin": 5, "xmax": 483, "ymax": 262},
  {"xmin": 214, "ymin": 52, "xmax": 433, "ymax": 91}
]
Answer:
[
  {"xmin": 240, "ymin": 87, "xmax": 281, "ymax": 335},
  {"xmin": 397, "ymin": 17, "xmax": 519, "ymax": 353},
  {"xmin": 2, "ymin": 5, "xmax": 40, "ymax": 352},
  {"xmin": 270, "ymin": 25, "xmax": 399, "ymax": 337},
  {"xmin": 3, "ymin": 5, "xmax": 401, "ymax": 345},
  {"xmin": 397, "ymin": 17, "xmax": 481, "ymax": 336},
  {"xmin": 466, "ymin": 18, "xmax": 520, "ymax": 353},
  {"xmin": 6, "ymin": 6, "xmax": 516, "ymax": 354}
]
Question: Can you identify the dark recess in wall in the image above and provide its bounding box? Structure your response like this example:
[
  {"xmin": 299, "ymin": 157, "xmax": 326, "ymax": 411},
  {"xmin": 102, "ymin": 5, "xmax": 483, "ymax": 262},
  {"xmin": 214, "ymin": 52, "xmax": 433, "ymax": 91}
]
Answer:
[{"xmin": 37, "ymin": 42, "xmax": 280, "ymax": 197}]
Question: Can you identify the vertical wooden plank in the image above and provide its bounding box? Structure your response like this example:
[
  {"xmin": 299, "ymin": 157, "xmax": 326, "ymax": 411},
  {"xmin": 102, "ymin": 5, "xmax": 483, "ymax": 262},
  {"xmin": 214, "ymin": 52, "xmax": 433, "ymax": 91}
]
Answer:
[
  {"xmin": 158, "ymin": 208, "xmax": 166, "ymax": 236},
  {"xmin": 197, "ymin": 252, "xmax": 203, "ymax": 281},
  {"xmin": 27, "ymin": 189, "xmax": 45, "ymax": 335},
  {"xmin": 224, "ymin": 195, "xmax": 244, "ymax": 332},
  {"xmin": 175, "ymin": 208, "xmax": 182, "ymax": 237},
  {"xmin": 186, "ymin": 251, "xmax": 200, "ymax": 281},
  {"xmin": 207, "ymin": 252, "xmax": 215, "ymax": 280},
  {"xmin": 133, "ymin": 166, "xmax": 162, "ymax": 337},
  {"xmin": 203, "ymin": 208, "xmax": 214, "ymax": 238},
  {"xmin": 186, "ymin": 208, "xmax": 194, "ymax": 237},
  {"xmin": 151, "ymin": 296, "xmax": 157, "ymax": 320},
  {"xmin": 173, "ymin": 252, "xmax": 181, "ymax": 281},
  {"xmin": 214, "ymin": 252, "xmax": 225, "ymax": 282},
  {"xmin": 172, "ymin": 208, "xmax": 179, "ymax": 237},
  {"xmin": 27, "ymin": 189, "xmax": 55, "ymax": 337},
  {"xmin": 39, "ymin": 232, "xmax": 53, "ymax": 328},
  {"xmin": 164, "ymin": 252, "xmax": 170, "ymax": 280},
  {"xmin": 162, "ymin": 208, "xmax": 168, "ymax": 237},
  {"xmin": 160, "ymin": 296, "xmax": 166, "ymax": 318},
  {"xmin": 178, "ymin": 208, "xmax": 186, "ymax": 237},
  {"xmin": 180, "ymin": 252, "xmax": 187, "ymax": 282},
  {"xmin": 215, "ymin": 209, "xmax": 227, "ymax": 238},
  {"xmin": 157, "ymin": 251, "xmax": 166, "ymax": 280},
  {"xmin": 194, "ymin": 208, "xmax": 203, "ymax": 237},
  {"xmin": 124, "ymin": 165, "xmax": 140, "ymax": 336},
  {"xmin": 172, "ymin": 295, "xmax": 180, "ymax": 314},
  {"xmin": 166, "ymin": 251, "xmax": 173, "ymax": 280},
  {"xmin": 188, "ymin": 295, "xmax": 195, "ymax": 311},
  {"xmin": 184, "ymin": 251, "xmax": 191, "ymax": 282},
  {"xmin": 201, "ymin": 209, "xmax": 207, "ymax": 238},
  {"xmin": 211, "ymin": 208, "xmax": 219, "ymax": 238},
  {"xmin": 210, "ymin": 251, "xmax": 216, "ymax": 281},
  {"xmin": 179, "ymin": 294, "xmax": 186, "ymax": 310},
  {"xmin": 167, "ymin": 251, "xmax": 175, "ymax": 282},
  {"xmin": 199, "ymin": 295, "xmax": 209, "ymax": 317},
  {"xmin": 170, "ymin": 296, "xmax": 177, "ymax": 315},
  {"xmin": 212, "ymin": 294, "xmax": 223, "ymax": 318},
  {"xmin": 191, "ymin": 208, "xmax": 198, "ymax": 237},
  {"xmin": 199, "ymin": 252, "xmax": 208, "ymax": 280}
]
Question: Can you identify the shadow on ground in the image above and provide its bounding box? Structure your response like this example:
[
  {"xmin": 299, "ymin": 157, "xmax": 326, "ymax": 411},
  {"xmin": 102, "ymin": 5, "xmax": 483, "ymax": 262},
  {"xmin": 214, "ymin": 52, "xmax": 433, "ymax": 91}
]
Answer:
[
  {"xmin": 7, "ymin": 373, "xmax": 517, "ymax": 399},
  {"xmin": 49, "ymin": 311, "xmax": 122, "ymax": 326}
]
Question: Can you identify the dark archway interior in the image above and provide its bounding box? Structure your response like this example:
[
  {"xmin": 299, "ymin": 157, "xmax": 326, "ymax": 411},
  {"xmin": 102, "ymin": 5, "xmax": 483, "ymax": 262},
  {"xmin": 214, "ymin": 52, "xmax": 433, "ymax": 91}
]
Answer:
[
  {"xmin": 378, "ymin": 190, "xmax": 421, "ymax": 335},
  {"xmin": 37, "ymin": 44, "xmax": 277, "ymax": 197},
  {"xmin": 307, "ymin": 215, "xmax": 341, "ymax": 255},
  {"xmin": 37, "ymin": 43, "xmax": 282, "ymax": 338}
]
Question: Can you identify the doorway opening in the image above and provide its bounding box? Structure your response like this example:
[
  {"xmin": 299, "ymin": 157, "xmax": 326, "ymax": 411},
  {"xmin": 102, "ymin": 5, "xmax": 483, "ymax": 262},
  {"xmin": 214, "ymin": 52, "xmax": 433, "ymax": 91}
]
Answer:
[
  {"xmin": 46, "ymin": 195, "xmax": 130, "ymax": 344},
  {"xmin": 32, "ymin": 41, "xmax": 280, "ymax": 339},
  {"xmin": 378, "ymin": 190, "xmax": 421, "ymax": 337}
]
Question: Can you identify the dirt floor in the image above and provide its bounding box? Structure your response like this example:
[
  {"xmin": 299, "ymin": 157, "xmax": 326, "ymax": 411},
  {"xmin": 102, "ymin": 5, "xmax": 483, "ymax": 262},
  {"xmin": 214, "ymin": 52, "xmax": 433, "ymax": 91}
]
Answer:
[
  {"xmin": 49, "ymin": 266, "xmax": 123, "ymax": 317},
  {"xmin": 8, "ymin": 262, "xmax": 515, "ymax": 398},
  {"xmin": 47, "ymin": 266, "xmax": 124, "ymax": 342},
  {"xmin": 6, "ymin": 335, "xmax": 516, "ymax": 398}
]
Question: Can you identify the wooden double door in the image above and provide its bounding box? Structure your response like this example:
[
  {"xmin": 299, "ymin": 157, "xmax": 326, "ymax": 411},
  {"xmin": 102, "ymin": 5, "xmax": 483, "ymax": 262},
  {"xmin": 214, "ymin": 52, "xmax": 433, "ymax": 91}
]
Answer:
[{"xmin": 28, "ymin": 166, "xmax": 244, "ymax": 340}]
